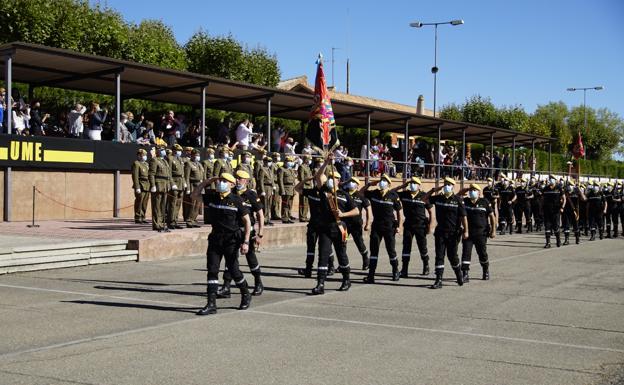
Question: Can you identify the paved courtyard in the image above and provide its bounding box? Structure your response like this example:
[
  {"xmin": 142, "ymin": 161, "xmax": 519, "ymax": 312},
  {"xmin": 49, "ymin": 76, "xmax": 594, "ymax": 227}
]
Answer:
[{"xmin": 0, "ymin": 232, "xmax": 623, "ymax": 385}]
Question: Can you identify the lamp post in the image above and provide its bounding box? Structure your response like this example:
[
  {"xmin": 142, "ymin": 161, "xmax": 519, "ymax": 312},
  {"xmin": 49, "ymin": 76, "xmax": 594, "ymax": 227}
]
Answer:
[
  {"xmin": 410, "ymin": 19, "xmax": 463, "ymax": 117},
  {"xmin": 566, "ymin": 86, "xmax": 603, "ymax": 159}
]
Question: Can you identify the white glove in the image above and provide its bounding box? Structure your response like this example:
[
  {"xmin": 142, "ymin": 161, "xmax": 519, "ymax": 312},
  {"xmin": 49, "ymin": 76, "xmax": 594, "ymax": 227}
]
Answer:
[
  {"xmin": 186, "ymin": 189, "xmax": 191, "ymax": 195},
  {"xmin": 171, "ymin": 184, "xmax": 178, "ymax": 191},
  {"xmin": 150, "ymin": 186, "xmax": 156, "ymax": 193},
  {"xmin": 135, "ymin": 189, "xmax": 141, "ymax": 194},
  {"xmin": 261, "ymin": 192, "xmax": 266, "ymax": 196},
  {"xmin": 273, "ymin": 186, "xmax": 277, "ymax": 191},
  {"xmin": 184, "ymin": 183, "xmax": 188, "ymax": 189}
]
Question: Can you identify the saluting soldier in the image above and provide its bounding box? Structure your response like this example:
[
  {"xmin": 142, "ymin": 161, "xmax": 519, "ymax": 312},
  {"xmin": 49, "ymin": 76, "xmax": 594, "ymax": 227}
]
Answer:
[
  {"xmin": 192, "ymin": 172, "xmax": 253, "ymax": 315},
  {"xmin": 562, "ymin": 181, "xmax": 585, "ymax": 245},
  {"xmin": 424, "ymin": 177, "xmax": 468, "ymax": 289},
  {"xmin": 257, "ymin": 156, "xmax": 275, "ymax": 226},
  {"xmin": 513, "ymin": 178, "xmax": 532, "ymax": 233},
  {"xmin": 279, "ymin": 155, "xmax": 297, "ymax": 223},
  {"xmin": 298, "ymin": 154, "xmax": 313, "ymax": 222},
  {"xmin": 237, "ymin": 151, "xmax": 256, "ymax": 190},
  {"xmin": 270, "ymin": 152, "xmax": 282, "ymax": 220},
  {"xmin": 542, "ymin": 175, "xmax": 566, "ymax": 248},
  {"xmin": 132, "ymin": 148, "xmax": 150, "ymax": 224},
  {"xmin": 184, "ymin": 149, "xmax": 204, "ymax": 228},
  {"xmin": 498, "ymin": 176, "xmax": 516, "ymax": 235},
  {"xmin": 149, "ymin": 145, "xmax": 173, "ymax": 232},
  {"xmin": 166, "ymin": 144, "xmax": 185, "ymax": 230},
  {"xmin": 393, "ymin": 176, "xmax": 433, "ymax": 277},
  {"xmin": 360, "ymin": 174, "xmax": 403, "ymax": 283},
  {"xmin": 217, "ymin": 170, "xmax": 265, "ymax": 297},
  {"xmin": 458, "ymin": 183, "xmax": 496, "ymax": 282},
  {"xmin": 342, "ymin": 176, "xmax": 371, "ymax": 270},
  {"xmin": 181, "ymin": 146, "xmax": 194, "ymax": 224}
]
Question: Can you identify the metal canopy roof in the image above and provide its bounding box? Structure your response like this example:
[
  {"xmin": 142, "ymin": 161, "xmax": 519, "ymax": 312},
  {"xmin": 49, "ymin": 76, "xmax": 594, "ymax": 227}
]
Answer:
[{"xmin": 0, "ymin": 42, "xmax": 553, "ymax": 146}]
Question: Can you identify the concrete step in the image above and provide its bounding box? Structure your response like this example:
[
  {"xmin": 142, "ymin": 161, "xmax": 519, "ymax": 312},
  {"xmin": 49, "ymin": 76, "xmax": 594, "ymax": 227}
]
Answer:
[
  {"xmin": 89, "ymin": 244, "xmax": 129, "ymax": 253},
  {"xmin": 90, "ymin": 250, "xmax": 138, "ymax": 260},
  {"xmin": 0, "ymin": 247, "xmax": 92, "ymax": 261},
  {"xmin": 89, "ymin": 255, "xmax": 138, "ymax": 265},
  {"xmin": 0, "ymin": 259, "xmax": 90, "ymax": 274},
  {"xmin": 0, "ymin": 253, "xmax": 90, "ymax": 268}
]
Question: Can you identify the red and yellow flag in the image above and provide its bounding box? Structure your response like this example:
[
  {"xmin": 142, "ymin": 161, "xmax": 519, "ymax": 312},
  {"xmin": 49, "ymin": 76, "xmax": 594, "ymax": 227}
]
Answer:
[{"xmin": 308, "ymin": 56, "xmax": 336, "ymax": 147}]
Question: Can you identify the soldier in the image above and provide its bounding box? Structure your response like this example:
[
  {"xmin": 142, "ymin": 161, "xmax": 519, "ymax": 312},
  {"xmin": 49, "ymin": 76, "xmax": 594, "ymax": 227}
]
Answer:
[
  {"xmin": 213, "ymin": 147, "xmax": 233, "ymax": 178},
  {"xmin": 237, "ymin": 152, "xmax": 256, "ymax": 190},
  {"xmin": 192, "ymin": 172, "xmax": 252, "ymax": 315},
  {"xmin": 513, "ymin": 178, "xmax": 532, "ymax": 233},
  {"xmin": 184, "ymin": 149, "xmax": 204, "ymax": 228},
  {"xmin": 542, "ymin": 175, "xmax": 566, "ymax": 248},
  {"xmin": 393, "ymin": 177, "xmax": 433, "ymax": 277},
  {"xmin": 201, "ymin": 148, "xmax": 216, "ymax": 225},
  {"xmin": 498, "ymin": 176, "xmax": 516, "ymax": 235},
  {"xmin": 270, "ymin": 152, "xmax": 282, "ymax": 220},
  {"xmin": 578, "ymin": 183, "xmax": 589, "ymax": 236},
  {"xmin": 257, "ymin": 156, "xmax": 275, "ymax": 226},
  {"xmin": 167, "ymin": 144, "xmax": 185, "ymax": 230},
  {"xmin": 308, "ymin": 155, "xmax": 359, "ymax": 295},
  {"xmin": 605, "ymin": 182, "xmax": 620, "ymax": 238},
  {"xmin": 298, "ymin": 154, "xmax": 313, "ymax": 222},
  {"xmin": 529, "ymin": 177, "xmax": 543, "ymax": 232},
  {"xmin": 424, "ymin": 177, "xmax": 468, "ymax": 289},
  {"xmin": 217, "ymin": 170, "xmax": 265, "ymax": 297},
  {"xmin": 617, "ymin": 182, "xmax": 624, "ymax": 237},
  {"xmin": 149, "ymin": 145, "xmax": 173, "ymax": 232},
  {"xmin": 132, "ymin": 148, "xmax": 150, "ymax": 224},
  {"xmin": 181, "ymin": 146, "xmax": 194, "ymax": 224},
  {"xmin": 342, "ymin": 176, "xmax": 371, "ymax": 270},
  {"xmin": 483, "ymin": 177, "xmax": 499, "ymax": 217},
  {"xmin": 360, "ymin": 174, "xmax": 403, "ymax": 284},
  {"xmin": 562, "ymin": 181, "xmax": 585, "ymax": 245},
  {"xmin": 458, "ymin": 184, "xmax": 496, "ymax": 282},
  {"xmin": 279, "ymin": 156, "xmax": 297, "ymax": 223},
  {"xmin": 586, "ymin": 181, "xmax": 606, "ymax": 241}
]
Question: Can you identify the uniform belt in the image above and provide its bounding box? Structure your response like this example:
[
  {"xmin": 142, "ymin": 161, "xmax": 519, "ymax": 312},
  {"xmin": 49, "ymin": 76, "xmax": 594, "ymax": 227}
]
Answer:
[
  {"xmin": 284, "ymin": 183, "xmax": 294, "ymax": 186},
  {"xmin": 190, "ymin": 179, "xmax": 202, "ymax": 183},
  {"xmin": 172, "ymin": 174, "xmax": 183, "ymax": 177},
  {"xmin": 156, "ymin": 176, "xmax": 169, "ymax": 179},
  {"xmin": 139, "ymin": 178, "xmax": 148, "ymax": 181}
]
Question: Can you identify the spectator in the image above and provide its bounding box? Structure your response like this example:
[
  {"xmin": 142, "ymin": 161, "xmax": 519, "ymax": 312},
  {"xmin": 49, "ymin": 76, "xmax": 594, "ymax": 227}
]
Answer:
[
  {"xmin": 271, "ymin": 125, "xmax": 284, "ymax": 151},
  {"xmin": 87, "ymin": 103, "xmax": 107, "ymax": 141},
  {"xmin": 216, "ymin": 117, "xmax": 231, "ymax": 145},
  {"xmin": 12, "ymin": 104, "xmax": 29, "ymax": 135},
  {"xmin": 119, "ymin": 113, "xmax": 131, "ymax": 143},
  {"xmin": 0, "ymin": 88, "xmax": 5, "ymax": 133},
  {"xmin": 68, "ymin": 103, "xmax": 87, "ymax": 138},
  {"xmin": 250, "ymin": 133, "xmax": 266, "ymax": 153},
  {"xmin": 160, "ymin": 110, "xmax": 178, "ymax": 147},
  {"xmin": 235, "ymin": 119, "xmax": 253, "ymax": 150},
  {"xmin": 302, "ymin": 142, "xmax": 315, "ymax": 156},
  {"xmin": 136, "ymin": 130, "xmax": 151, "ymax": 146},
  {"xmin": 181, "ymin": 124, "xmax": 201, "ymax": 147},
  {"xmin": 284, "ymin": 137, "xmax": 298, "ymax": 155},
  {"xmin": 154, "ymin": 126, "xmax": 167, "ymax": 147},
  {"xmin": 124, "ymin": 111, "xmax": 138, "ymax": 141}
]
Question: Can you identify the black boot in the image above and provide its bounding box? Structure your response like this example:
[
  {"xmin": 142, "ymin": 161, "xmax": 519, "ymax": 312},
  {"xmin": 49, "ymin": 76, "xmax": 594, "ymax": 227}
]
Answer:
[
  {"xmin": 197, "ymin": 291, "xmax": 217, "ymax": 316},
  {"xmin": 516, "ymin": 223, "xmax": 522, "ymax": 234},
  {"xmin": 563, "ymin": 233, "xmax": 569, "ymax": 246},
  {"xmin": 575, "ymin": 232, "xmax": 580, "ymax": 244},
  {"xmin": 363, "ymin": 258, "xmax": 377, "ymax": 284},
  {"xmin": 453, "ymin": 267, "xmax": 464, "ymax": 286},
  {"xmin": 430, "ymin": 271, "xmax": 443, "ymax": 289},
  {"xmin": 462, "ymin": 269, "xmax": 470, "ymax": 283},
  {"xmin": 391, "ymin": 260, "xmax": 400, "ymax": 281},
  {"xmin": 216, "ymin": 279, "xmax": 231, "ymax": 299},
  {"xmin": 528, "ymin": 222, "xmax": 533, "ymax": 233},
  {"xmin": 312, "ymin": 270, "xmax": 327, "ymax": 295},
  {"xmin": 599, "ymin": 229, "xmax": 604, "ymax": 240},
  {"xmin": 338, "ymin": 268, "xmax": 351, "ymax": 291},
  {"xmin": 238, "ymin": 280, "xmax": 252, "ymax": 310},
  {"xmin": 606, "ymin": 226, "xmax": 612, "ymax": 239},
  {"xmin": 400, "ymin": 259, "xmax": 409, "ymax": 278},
  {"xmin": 362, "ymin": 251, "xmax": 369, "ymax": 270},
  {"xmin": 544, "ymin": 235, "xmax": 551, "ymax": 248},
  {"xmin": 482, "ymin": 264, "xmax": 490, "ymax": 280},
  {"xmin": 590, "ymin": 230, "xmax": 596, "ymax": 241},
  {"xmin": 251, "ymin": 272, "xmax": 263, "ymax": 296},
  {"xmin": 422, "ymin": 258, "xmax": 430, "ymax": 275},
  {"xmin": 297, "ymin": 265, "xmax": 313, "ymax": 278},
  {"xmin": 555, "ymin": 232, "xmax": 561, "ymax": 247}
]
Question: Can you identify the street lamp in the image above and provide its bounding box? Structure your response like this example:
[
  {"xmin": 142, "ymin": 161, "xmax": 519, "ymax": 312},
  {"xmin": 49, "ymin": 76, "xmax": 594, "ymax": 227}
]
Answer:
[
  {"xmin": 409, "ymin": 19, "xmax": 464, "ymax": 117},
  {"xmin": 567, "ymin": 86, "xmax": 604, "ymax": 159}
]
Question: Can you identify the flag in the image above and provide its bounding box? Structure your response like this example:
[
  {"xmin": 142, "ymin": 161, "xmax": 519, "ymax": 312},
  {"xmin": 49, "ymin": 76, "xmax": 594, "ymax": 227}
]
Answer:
[
  {"xmin": 572, "ymin": 131, "xmax": 585, "ymax": 159},
  {"xmin": 307, "ymin": 55, "xmax": 338, "ymax": 150}
]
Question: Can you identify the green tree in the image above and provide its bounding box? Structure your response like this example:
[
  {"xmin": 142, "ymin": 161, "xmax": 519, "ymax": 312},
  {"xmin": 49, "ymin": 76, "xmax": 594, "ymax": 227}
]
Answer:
[
  {"xmin": 438, "ymin": 103, "xmax": 462, "ymax": 121},
  {"xmin": 243, "ymin": 46, "xmax": 281, "ymax": 87},
  {"xmin": 568, "ymin": 106, "xmax": 623, "ymax": 160},
  {"xmin": 461, "ymin": 95, "xmax": 497, "ymax": 126},
  {"xmin": 126, "ymin": 20, "xmax": 187, "ymax": 70},
  {"xmin": 531, "ymin": 101, "xmax": 571, "ymax": 153},
  {"xmin": 496, "ymin": 105, "xmax": 530, "ymax": 132}
]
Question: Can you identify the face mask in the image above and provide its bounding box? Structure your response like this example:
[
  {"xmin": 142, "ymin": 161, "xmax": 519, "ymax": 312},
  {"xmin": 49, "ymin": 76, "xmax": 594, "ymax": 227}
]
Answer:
[
  {"xmin": 267, "ymin": 162, "xmax": 273, "ymax": 167},
  {"xmin": 235, "ymin": 183, "xmax": 245, "ymax": 191},
  {"xmin": 468, "ymin": 190, "xmax": 479, "ymax": 200},
  {"xmin": 141, "ymin": 155, "xmax": 147, "ymax": 162},
  {"xmin": 175, "ymin": 151, "xmax": 182, "ymax": 157},
  {"xmin": 326, "ymin": 179, "xmax": 335, "ymax": 189},
  {"xmin": 194, "ymin": 156, "xmax": 201, "ymax": 162},
  {"xmin": 549, "ymin": 179, "xmax": 556, "ymax": 186},
  {"xmin": 216, "ymin": 181, "xmax": 230, "ymax": 193},
  {"xmin": 379, "ymin": 180, "xmax": 389, "ymax": 190},
  {"xmin": 159, "ymin": 150, "xmax": 166, "ymax": 157},
  {"xmin": 408, "ymin": 183, "xmax": 419, "ymax": 192},
  {"xmin": 443, "ymin": 185, "xmax": 453, "ymax": 195},
  {"xmin": 287, "ymin": 162, "xmax": 294, "ymax": 168},
  {"xmin": 208, "ymin": 154, "xmax": 214, "ymax": 160},
  {"xmin": 346, "ymin": 182, "xmax": 357, "ymax": 191}
]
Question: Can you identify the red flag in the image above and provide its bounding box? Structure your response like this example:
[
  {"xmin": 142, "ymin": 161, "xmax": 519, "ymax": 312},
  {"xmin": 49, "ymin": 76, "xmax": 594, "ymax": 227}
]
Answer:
[
  {"xmin": 308, "ymin": 56, "xmax": 336, "ymax": 148},
  {"xmin": 572, "ymin": 131, "xmax": 585, "ymax": 159}
]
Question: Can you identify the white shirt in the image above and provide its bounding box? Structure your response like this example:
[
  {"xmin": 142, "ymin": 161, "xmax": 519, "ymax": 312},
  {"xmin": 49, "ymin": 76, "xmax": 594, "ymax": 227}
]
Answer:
[
  {"xmin": 68, "ymin": 106, "xmax": 87, "ymax": 135},
  {"xmin": 12, "ymin": 111, "xmax": 27, "ymax": 132},
  {"xmin": 284, "ymin": 142, "xmax": 297, "ymax": 155},
  {"xmin": 236, "ymin": 123, "xmax": 253, "ymax": 146}
]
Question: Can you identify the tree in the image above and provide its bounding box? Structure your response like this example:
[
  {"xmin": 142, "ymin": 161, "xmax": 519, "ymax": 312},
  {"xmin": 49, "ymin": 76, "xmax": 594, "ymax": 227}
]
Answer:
[
  {"xmin": 496, "ymin": 105, "xmax": 530, "ymax": 132},
  {"xmin": 568, "ymin": 106, "xmax": 623, "ymax": 160},
  {"xmin": 185, "ymin": 32, "xmax": 246, "ymax": 81},
  {"xmin": 243, "ymin": 46, "xmax": 281, "ymax": 87},
  {"xmin": 126, "ymin": 20, "xmax": 187, "ymax": 70},
  {"xmin": 532, "ymin": 102, "xmax": 571, "ymax": 153},
  {"xmin": 438, "ymin": 103, "xmax": 462, "ymax": 121},
  {"xmin": 461, "ymin": 95, "xmax": 497, "ymax": 127}
]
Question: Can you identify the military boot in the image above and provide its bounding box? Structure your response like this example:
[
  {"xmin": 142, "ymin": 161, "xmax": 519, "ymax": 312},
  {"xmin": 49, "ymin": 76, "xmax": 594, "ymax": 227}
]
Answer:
[
  {"xmin": 590, "ymin": 230, "xmax": 596, "ymax": 241},
  {"xmin": 312, "ymin": 269, "xmax": 327, "ymax": 295},
  {"xmin": 197, "ymin": 291, "xmax": 217, "ymax": 316},
  {"xmin": 338, "ymin": 268, "xmax": 351, "ymax": 291},
  {"xmin": 400, "ymin": 259, "xmax": 409, "ymax": 278},
  {"xmin": 482, "ymin": 264, "xmax": 490, "ymax": 280},
  {"xmin": 216, "ymin": 279, "xmax": 231, "ymax": 299},
  {"xmin": 391, "ymin": 260, "xmax": 400, "ymax": 281},
  {"xmin": 528, "ymin": 222, "xmax": 533, "ymax": 233},
  {"xmin": 555, "ymin": 232, "xmax": 561, "ymax": 247},
  {"xmin": 563, "ymin": 233, "xmax": 570, "ymax": 246},
  {"xmin": 575, "ymin": 231, "xmax": 580, "ymax": 244},
  {"xmin": 544, "ymin": 234, "xmax": 551, "ymax": 248},
  {"xmin": 606, "ymin": 225, "xmax": 612, "ymax": 239},
  {"xmin": 238, "ymin": 280, "xmax": 252, "ymax": 310},
  {"xmin": 363, "ymin": 258, "xmax": 377, "ymax": 284},
  {"xmin": 251, "ymin": 271, "xmax": 264, "ymax": 296},
  {"xmin": 430, "ymin": 272, "xmax": 443, "ymax": 289},
  {"xmin": 422, "ymin": 257, "xmax": 430, "ymax": 275},
  {"xmin": 362, "ymin": 251, "xmax": 370, "ymax": 270},
  {"xmin": 297, "ymin": 262, "xmax": 313, "ymax": 278},
  {"xmin": 462, "ymin": 269, "xmax": 470, "ymax": 283},
  {"xmin": 599, "ymin": 229, "xmax": 604, "ymax": 240},
  {"xmin": 453, "ymin": 266, "xmax": 464, "ymax": 286}
]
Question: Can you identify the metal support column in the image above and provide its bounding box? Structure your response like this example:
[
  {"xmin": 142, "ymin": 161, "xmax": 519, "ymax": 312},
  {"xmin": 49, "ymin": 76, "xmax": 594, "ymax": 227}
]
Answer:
[
  {"xmin": 403, "ymin": 120, "xmax": 409, "ymax": 178},
  {"xmin": 266, "ymin": 97, "xmax": 272, "ymax": 153},
  {"xmin": 531, "ymin": 139, "xmax": 535, "ymax": 177},
  {"xmin": 113, "ymin": 171, "xmax": 120, "ymax": 218},
  {"xmin": 28, "ymin": 84, "xmax": 34, "ymax": 103},
  {"xmin": 548, "ymin": 142, "xmax": 552, "ymax": 174},
  {"xmin": 511, "ymin": 136, "xmax": 516, "ymax": 180},
  {"xmin": 114, "ymin": 72, "xmax": 121, "ymax": 141},
  {"xmin": 366, "ymin": 114, "xmax": 371, "ymax": 180},
  {"xmin": 436, "ymin": 124, "xmax": 442, "ymax": 188},
  {"xmin": 461, "ymin": 127, "xmax": 466, "ymax": 190},
  {"xmin": 200, "ymin": 86, "xmax": 206, "ymax": 147},
  {"xmin": 490, "ymin": 133, "xmax": 494, "ymax": 179}
]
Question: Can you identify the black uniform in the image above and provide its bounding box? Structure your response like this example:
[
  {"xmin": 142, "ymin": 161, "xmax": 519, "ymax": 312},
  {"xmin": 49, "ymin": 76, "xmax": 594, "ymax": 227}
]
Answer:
[
  {"xmin": 578, "ymin": 187, "xmax": 589, "ymax": 235},
  {"xmin": 430, "ymin": 193, "xmax": 466, "ymax": 287},
  {"xmin": 199, "ymin": 190, "xmax": 250, "ymax": 314},
  {"xmin": 398, "ymin": 190, "xmax": 432, "ymax": 276},
  {"xmin": 498, "ymin": 184, "xmax": 515, "ymax": 235},
  {"xmin": 605, "ymin": 187, "xmax": 620, "ymax": 238},
  {"xmin": 618, "ymin": 186, "xmax": 624, "ymax": 237},
  {"xmin": 343, "ymin": 190, "xmax": 370, "ymax": 268},
  {"xmin": 530, "ymin": 184, "xmax": 544, "ymax": 232},
  {"xmin": 220, "ymin": 188, "xmax": 264, "ymax": 295},
  {"xmin": 363, "ymin": 189, "xmax": 402, "ymax": 283},
  {"xmin": 300, "ymin": 187, "xmax": 334, "ymax": 276},
  {"xmin": 461, "ymin": 197, "xmax": 493, "ymax": 280},
  {"xmin": 586, "ymin": 187, "xmax": 605, "ymax": 240},
  {"xmin": 542, "ymin": 184, "xmax": 564, "ymax": 247},
  {"xmin": 513, "ymin": 184, "xmax": 532, "ymax": 233},
  {"xmin": 483, "ymin": 184, "xmax": 499, "ymax": 208},
  {"xmin": 562, "ymin": 186, "xmax": 581, "ymax": 244}
]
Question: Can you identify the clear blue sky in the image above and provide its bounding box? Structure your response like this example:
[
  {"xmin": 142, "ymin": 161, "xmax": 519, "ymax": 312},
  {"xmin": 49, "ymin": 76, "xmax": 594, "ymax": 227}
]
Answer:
[{"xmin": 102, "ymin": 0, "xmax": 623, "ymax": 117}]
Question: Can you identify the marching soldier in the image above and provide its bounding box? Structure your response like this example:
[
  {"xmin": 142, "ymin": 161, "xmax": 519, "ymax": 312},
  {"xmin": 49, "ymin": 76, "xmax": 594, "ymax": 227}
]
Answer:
[
  {"xmin": 360, "ymin": 174, "xmax": 403, "ymax": 283},
  {"xmin": 586, "ymin": 181, "xmax": 606, "ymax": 241},
  {"xmin": 167, "ymin": 144, "xmax": 185, "ymax": 230},
  {"xmin": 498, "ymin": 176, "xmax": 516, "ymax": 235},
  {"xmin": 213, "ymin": 147, "xmax": 233, "ymax": 178},
  {"xmin": 483, "ymin": 177, "xmax": 499, "ymax": 216},
  {"xmin": 278, "ymin": 156, "xmax": 297, "ymax": 223},
  {"xmin": 542, "ymin": 175, "xmax": 566, "ymax": 248},
  {"xmin": 458, "ymin": 184, "xmax": 496, "ymax": 282},
  {"xmin": 271, "ymin": 152, "xmax": 282, "ymax": 220},
  {"xmin": 617, "ymin": 182, "xmax": 624, "ymax": 237},
  {"xmin": 184, "ymin": 149, "xmax": 204, "ymax": 228},
  {"xmin": 257, "ymin": 156, "xmax": 275, "ymax": 226},
  {"xmin": 342, "ymin": 176, "xmax": 371, "ymax": 270},
  {"xmin": 513, "ymin": 178, "xmax": 532, "ymax": 233},
  {"xmin": 562, "ymin": 181, "xmax": 585, "ymax": 245},
  {"xmin": 149, "ymin": 145, "xmax": 172, "ymax": 232},
  {"xmin": 181, "ymin": 146, "xmax": 194, "ymax": 224},
  {"xmin": 424, "ymin": 177, "xmax": 468, "ymax": 289},
  {"xmin": 237, "ymin": 152, "xmax": 256, "ymax": 190},
  {"xmin": 298, "ymin": 154, "xmax": 313, "ymax": 222},
  {"xmin": 529, "ymin": 177, "xmax": 543, "ymax": 232},
  {"xmin": 605, "ymin": 182, "xmax": 620, "ymax": 238},
  {"xmin": 132, "ymin": 148, "xmax": 150, "ymax": 224},
  {"xmin": 393, "ymin": 177, "xmax": 433, "ymax": 277},
  {"xmin": 578, "ymin": 183, "xmax": 589, "ymax": 236},
  {"xmin": 217, "ymin": 170, "xmax": 265, "ymax": 297},
  {"xmin": 192, "ymin": 172, "xmax": 252, "ymax": 315}
]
